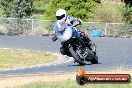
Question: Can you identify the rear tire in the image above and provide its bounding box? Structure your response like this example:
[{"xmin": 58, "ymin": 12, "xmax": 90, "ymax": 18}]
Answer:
[
  {"xmin": 69, "ymin": 45, "xmax": 84, "ymax": 65},
  {"xmin": 90, "ymin": 55, "xmax": 98, "ymax": 64}
]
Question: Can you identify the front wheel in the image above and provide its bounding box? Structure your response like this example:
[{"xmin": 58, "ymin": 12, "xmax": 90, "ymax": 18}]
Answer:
[
  {"xmin": 90, "ymin": 55, "xmax": 98, "ymax": 64},
  {"xmin": 69, "ymin": 45, "xmax": 84, "ymax": 65}
]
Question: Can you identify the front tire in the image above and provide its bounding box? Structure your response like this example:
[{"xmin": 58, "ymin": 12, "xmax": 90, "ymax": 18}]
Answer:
[
  {"xmin": 69, "ymin": 45, "xmax": 84, "ymax": 65},
  {"xmin": 90, "ymin": 55, "xmax": 98, "ymax": 64}
]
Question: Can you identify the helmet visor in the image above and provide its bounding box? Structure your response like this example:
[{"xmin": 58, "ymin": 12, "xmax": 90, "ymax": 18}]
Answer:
[{"xmin": 56, "ymin": 14, "xmax": 65, "ymax": 20}]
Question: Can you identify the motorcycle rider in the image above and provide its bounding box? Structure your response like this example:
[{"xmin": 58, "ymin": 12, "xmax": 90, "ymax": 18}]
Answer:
[{"xmin": 53, "ymin": 9, "xmax": 95, "ymax": 53}]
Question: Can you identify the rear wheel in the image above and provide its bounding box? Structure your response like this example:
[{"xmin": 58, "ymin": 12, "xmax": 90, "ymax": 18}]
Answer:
[
  {"xmin": 69, "ymin": 45, "xmax": 84, "ymax": 65},
  {"xmin": 90, "ymin": 55, "xmax": 98, "ymax": 64}
]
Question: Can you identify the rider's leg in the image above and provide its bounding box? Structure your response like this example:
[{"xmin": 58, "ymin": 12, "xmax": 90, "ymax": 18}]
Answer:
[
  {"xmin": 79, "ymin": 31, "xmax": 96, "ymax": 53},
  {"xmin": 71, "ymin": 27, "xmax": 81, "ymax": 39},
  {"xmin": 72, "ymin": 28, "xmax": 96, "ymax": 54}
]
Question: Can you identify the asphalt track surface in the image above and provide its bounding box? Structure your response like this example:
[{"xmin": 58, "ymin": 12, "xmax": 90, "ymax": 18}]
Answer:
[{"xmin": 0, "ymin": 36, "xmax": 132, "ymax": 76}]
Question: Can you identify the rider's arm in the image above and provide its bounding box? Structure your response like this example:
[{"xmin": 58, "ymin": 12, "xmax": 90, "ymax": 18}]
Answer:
[
  {"xmin": 73, "ymin": 18, "xmax": 82, "ymax": 27},
  {"xmin": 53, "ymin": 22, "xmax": 59, "ymax": 34},
  {"xmin": 67, "ymin": 16, "xmax": 82, "ymax": 27}
]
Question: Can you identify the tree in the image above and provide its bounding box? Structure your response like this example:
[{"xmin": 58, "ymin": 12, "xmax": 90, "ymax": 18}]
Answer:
[
  {"xmin": 15, "ymin": 0, "xmax": 33, "ymax": 18},
  {"xmin": 45, "ymin": 0, "xmax": 101, "ymax": 21},
  {"xmin": 0, "ymin": 0, "xmax": 33, "ymax": 18},
  {"xmin": 0, "ymin": 0, "xmax": 15, "ymax": 17}
]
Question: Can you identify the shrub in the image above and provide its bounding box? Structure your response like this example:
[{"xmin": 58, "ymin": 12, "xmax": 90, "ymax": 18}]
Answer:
[{"xmin": 123, "ymin": 6, "xmax": 132, "ymax": 24}]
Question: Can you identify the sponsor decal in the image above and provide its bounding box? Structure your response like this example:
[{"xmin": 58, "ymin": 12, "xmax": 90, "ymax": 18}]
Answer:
[{"xmin": 76, "ymin": 68, "xmax": 131, "ymax": 85}]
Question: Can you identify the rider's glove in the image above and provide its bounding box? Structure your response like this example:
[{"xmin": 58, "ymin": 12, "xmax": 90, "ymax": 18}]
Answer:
[{"xmin": 78, "ymin": 19, "xmax": 83, "ymax": 25}]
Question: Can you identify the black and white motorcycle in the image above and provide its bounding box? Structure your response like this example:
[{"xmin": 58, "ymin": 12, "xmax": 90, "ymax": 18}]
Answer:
[{"xmin": 52, "ymin": 27, "xmax": 98, "ymax": 65}]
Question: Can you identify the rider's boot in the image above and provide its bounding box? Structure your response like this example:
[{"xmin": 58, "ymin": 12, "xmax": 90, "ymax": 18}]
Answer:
[{"xmin": 91, "ymin": 43, "xmax": 96, "ymax": 55}]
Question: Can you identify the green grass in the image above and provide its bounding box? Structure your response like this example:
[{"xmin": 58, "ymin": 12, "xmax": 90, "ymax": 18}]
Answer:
[
  {"xmin": 20, "ymin": 79, "xmax": 132, "ymax": 88},
  {"xmin": 0, "ymin": 48, "xmax": 56, "ymax": 69}
]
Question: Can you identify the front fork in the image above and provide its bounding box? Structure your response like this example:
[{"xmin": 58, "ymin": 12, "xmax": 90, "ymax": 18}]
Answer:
[
  {"xmin": 76, "ymin": 47, "xmax": 86, "ymax": 61},
  {"xmin": 68, "ymin": 44, "xmax": 85, "ymax": 63}
]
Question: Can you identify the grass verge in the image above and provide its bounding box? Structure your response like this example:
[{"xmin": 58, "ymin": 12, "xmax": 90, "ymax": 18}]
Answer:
[
  {"xmin": 20, "ymin": 79, "xmax": 132, "ymax": 88},
  {"xmin": 0, "ymin": 48, "xmax": 57, "ymax": 69}
]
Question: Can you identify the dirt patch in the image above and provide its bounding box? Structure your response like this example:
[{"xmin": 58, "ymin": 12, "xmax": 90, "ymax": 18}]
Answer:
[{"xmin": 0, "ymin": 69, "xmax": 132, "ymax": 88}]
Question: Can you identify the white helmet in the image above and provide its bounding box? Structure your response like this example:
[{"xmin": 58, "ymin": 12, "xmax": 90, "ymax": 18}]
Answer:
[{"xmin": 56, "ymin": 9, "xmax": 66, "ymax": 22}]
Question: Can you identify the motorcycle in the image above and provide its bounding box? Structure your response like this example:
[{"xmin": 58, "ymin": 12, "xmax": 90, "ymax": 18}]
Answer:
[{"xmin": 52, "ymin": 27, "xmax": 98, "ymax": 65}]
